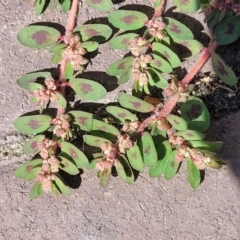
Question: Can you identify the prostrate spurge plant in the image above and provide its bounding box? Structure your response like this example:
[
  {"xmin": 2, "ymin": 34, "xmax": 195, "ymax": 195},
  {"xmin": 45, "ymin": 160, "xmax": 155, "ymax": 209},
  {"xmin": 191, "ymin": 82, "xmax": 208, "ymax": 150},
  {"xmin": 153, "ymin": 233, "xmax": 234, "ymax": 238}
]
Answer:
[{"xmin": 14, "ymin": 0, "xmax": 240, "ymax": 198}]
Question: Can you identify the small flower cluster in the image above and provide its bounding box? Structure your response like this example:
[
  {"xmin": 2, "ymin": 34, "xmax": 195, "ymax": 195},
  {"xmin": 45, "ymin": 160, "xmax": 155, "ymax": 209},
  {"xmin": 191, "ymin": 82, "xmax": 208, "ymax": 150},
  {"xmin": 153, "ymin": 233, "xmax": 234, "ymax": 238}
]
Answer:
[
  {"xmin": 52, "ymin": 114, "xmax": 72, "ymax": 139},
  {"xmin": 63, "ymin": 34, "xmax": 88, "ymax": 72},
  {"xmin": 36, "ymin": 139, "xmax": 60, "ymax": 192},
  {"xmin": 122, "ymin": 120, "xmax": 141, "ymax": 133},
  {"xmin": 32, "ymin": 78, "xmax": 58, "ymax": 107},
  {"xmin": 146, "ymin": 17, "xmax": 166, "ymax": 40}
]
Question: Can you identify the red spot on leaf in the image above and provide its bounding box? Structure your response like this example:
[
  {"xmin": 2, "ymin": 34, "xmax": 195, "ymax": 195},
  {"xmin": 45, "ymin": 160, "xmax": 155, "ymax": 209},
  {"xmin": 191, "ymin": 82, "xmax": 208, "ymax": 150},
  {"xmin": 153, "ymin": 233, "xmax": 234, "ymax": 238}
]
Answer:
[
  {"xmin": 186, "ymin": 104, "xmax": 201, "ymax": 119},
  {"xmin": 155, "ymin": 60, "xmax": 162, "ymax": 67},
  {"xmin": 171, "ymin": 161, "xmax": 175, "ymax": 168},
  {"xmin": 91, "ymin": 0, "xmax": 103, "ymax": 3},
  {"xmin": 217, "ymin": 61, "xmax": 227, "ymax": 76},
  {"xmin": 97, "ymin": 126, "xmax": 107, "ymax": 131},
  {"xmin": 121, "ymin": 38, "xmax": 130, "ymax": 45},
  {"xmin": 117, "ymin": 62, "xmax": 125, "ymax": 70},
  {"xmin": 170, "ymin": 23, "xmax": 182, "ymax": 34},
  {"xmin": 163, "ymin": 51, "xmax": 170, "ymax": 60},
  {"xmin": 77, "ymin": 117, "xmax": 88, "ymax": 125},
  {"xmin": 28, "ymin": 120, "xmax": 40, "ymax": 129},
  {"xmin": 63, "ymin": 161, "xmax": 69, "ymax": 167},
  {"xmin": 173, "ymin": 120, "xmax": 179, "ymax": 125},
  {"xmin": 31, "ymin": 141, "xmax": 38, "ymax": 149},
  {"xmin": 225, "ymin": 23, "xmax": 235, "ymax": 35},
  {"xmin": 120, "ymin": 15, "xmax": 138, "ymax": 25},
  {"xmin": 144, "ymin": 145, "xmax": 151, "ymax": 155},
  {"xmin": 70, "ymin": 149, "xmax": 77, "ymax": 159},
  {"xmin": 180, "ymin": 0, "xmax": 189, "ymax": 5},
  {"xmin": 131, "ymin": 152, "xmax": 137, "ymax": 159},
  {"xmin": 186, "ymin": 132, "xmax": 194, "ymax": 137},
  {"xmin": 118, "ymin": 112, "xmax": 127, "ymax": 118},
  {"xmin": 80, "ymin": 83, "xmax": 93, "ymax": 94},
  {"xmin": 26, "ymin": 165, "xmax": 34, "ymax": 172},
  {"xmin": 32, "ymin": 30, "xmax": 49, "ymax": 45},
  {"xmin": 85, "ymin": 29, "xmax": 100, "ymax": 38},
  {"xmin": 130, "ymin": 101, "xmax": 141, "ymax": 109}
]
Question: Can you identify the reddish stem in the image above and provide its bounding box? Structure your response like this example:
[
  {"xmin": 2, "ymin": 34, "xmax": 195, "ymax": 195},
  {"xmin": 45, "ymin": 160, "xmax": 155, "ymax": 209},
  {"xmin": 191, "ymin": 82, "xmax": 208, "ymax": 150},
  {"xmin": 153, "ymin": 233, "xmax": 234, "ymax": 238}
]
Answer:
[{"xmin": 153, "ymin": 0, "xmax": 166, "ymax": 19}]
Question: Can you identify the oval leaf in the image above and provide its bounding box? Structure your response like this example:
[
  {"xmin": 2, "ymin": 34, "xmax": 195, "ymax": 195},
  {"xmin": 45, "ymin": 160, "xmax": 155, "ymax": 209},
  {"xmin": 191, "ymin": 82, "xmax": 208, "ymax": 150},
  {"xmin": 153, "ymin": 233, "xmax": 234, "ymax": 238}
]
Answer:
[
  {"xmin": 116, "ymin": 155, "xmax": 134, "ymax": 184},
  {"xmin": 173, "ymin": 0, "xmax": 201, "ymax": 13},
  {"xmin": 68, "ymin": 110, "xmax": 93, "ymax": 131},
  {"xmin": 22, "ymin": 135, "xmax": 45, "ymax": 155},
  {"xmin": 58, "ymin": 156, "xmax": 80, "ymax": 175},
  {"xmin": 189, "ymin": 141, "xmax": 222, "ymax": 152},
  {"xmin": 187, "ymin": 158, "xmax": 201, "ymax": 189},
  {"xmin": 118, "ymin": 93, "xmax": 155, "ymax": 113},
  {"xmin": 166, "ymin": 114, "xmax": 188, "ymax": 131},
  {"xmin": 106, "ymin": 106, "xmax": 138, "ymax": 122},
  {"xmin": 109, "ymin": 33, "xmax": 138, "ymax": 49},
  {"xmin": 17, "ymin": 25, "xmax": 61, "ymax": 49},
  {"xmin": 60, "ymin": 0, "xmax": 71, "ymax": 12},
  {"xmin": 146, "ymin": 67, "xmax": 168, "ymax": 89},
  {"xmin": 53, "ymin": 176, "xmax": 71, "ymax": 195},
  {"xmin": 175, "ymin": 130, "xmax": 205, "ymax": 141},
  {"xmin": 81, "ymin": 41, "xmax": 99, "ymax": 52},
  {"xmin": 35, "ymin": 0, "xmax": 46, "ymax": 15},
  {"xmin": 99, "ymin": 168, "xmax": 112, "ymax": 187},
  {"xmin": 108, "ymin": 10, "xmax": 148, "ymax": 31},
  {"xmin": 14, "ymin": 115, "xmax": 52, "ymax": 134},
  {"xmin": 127, "ymin": 145, "xmax": 144, "ymax": 171},
  {"xmin": 70, "ymin": 78, "xmax": 107, "ymax": 101},
  {"xmin": 118, "ymin": 67, "xmax": 132, "ymax": 84},
  {"xmin": 83, "ymin": 135, "xmax": 110, "ymax": 147},
  {"xmin": 164, "ymin": 150, "xmax": 180, "ymax": 180},
  {"xmin": 86, "ymin": 0, "xmax": 113, "ymax": 12},
  {"xmin": 29, "ymin": 182, "xmax": 43, "ymax": 199},
  {"xmin": 23, "ymin": 166, "xmax": 41, "ymax": 181},
  {"xmin": 150, "ymin": 54, "xmax": 173, "ymax": 73}
]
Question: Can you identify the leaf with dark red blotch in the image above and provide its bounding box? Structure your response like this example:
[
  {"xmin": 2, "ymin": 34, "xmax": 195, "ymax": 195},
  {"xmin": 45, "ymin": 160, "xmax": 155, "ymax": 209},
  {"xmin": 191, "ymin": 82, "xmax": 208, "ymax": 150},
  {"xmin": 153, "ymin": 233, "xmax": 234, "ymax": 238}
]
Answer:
[
  {"xmin": 17, "ymin": 72, "xmax": 51, "ymax": 90},
  {"xmin": 83, "ymin": 135, "xmax": 110, "ymax": 147},
  {"xmin": 164, "ymin": 150, "xmax": 180, "ymax": 180},
  {"xmin": 106, "ymin": 106, "xmax": 138, "ymax": 123},
  {"xmin": 86, "ymin": 0, "xmax": 113, "ymax": 12},
  {"xmin": 118, "ymin": 93, "xmax": 155, "ymax": 113},
  {"xmin": 211, "ymin": 51, "xmax": 237, "ymax": 86},
  {"xmin": 15, "ymin": 159, "xmax": 43, "ymax": 179},
  {"xmin": 180, "ymin": 96, "xmax": 210, "ymax": 132},
  {"xmin": 149, "ymin": 141, "xmax": 172, "ymax": 178},
  {"xmin": 175, "ymin": 130, "xmax": 205, "ymax": 141},
  {"xmin": 172, "ymin": 38, "xmax": 203, "ymax": 59},
  {"xmin": 14, "ymin": 115, "xmax": 52, "ymax": 134},
  {"xmin": 53, "ymin": 176, "xmax": 71, "ymax": 195},
  {"xmin": 116, "ymin": 155, "xmax": 134, "ymax": 184},
  {"xmin": 152, "ymin": 42, "xmax": 181, "ymax": 68},
  {"xmin": 29, "ymin": 182, "xmax": 43, "ymax": 199},
  {"xmin": 34, "ymin": 0, "xmax": 46, "ymax": 15},
  {"xmin": 138, "ymin": 132, "xmax": 158, "ymax": 167},
  {"xmin": 187, "ymin": 158, "xmax": 201, "ymax": 189},
  {"xmin": 107, "ymin": 56, "xmax": 134, "ymax": 76},
  {"xmin": 58, "ymin": 156, "xmax": 80, "ymax": 175},
  {"xmin": 70, "ymin": 78, "xmax": 107, "ymax": 101},
  {"xmin": 164, "ymin": 17, "xmax": 194, "ymax": 40},
  {"xmin": 74, "ymin": 24, "xmax": 112, "ymax": 43},
  {"xmin": 216, "ymin": 16, "xmax": 240, "ymax": 45},
  {"xmin": 127, "ymin": 145, "xmax": 144, "ymax": 171},
  {"xmin": 22, "ymin": 135, "xmax": 45, "ymax": 155},
  {"xmin": 60, "ymin": 142, "xmax": 89, "ymax": 168},
  {"xmin": 68, "ymin": 110, "xmax": 93, "ymax": 131},
  {"xmin": 166, "ymin": 114, "xmax": 188, "ymax": 131},
  {"xmin": 173, "ymin": 0, "xmax": 200, "ymax": 13},
  {"xmin": 86, "ymin": 119, "xmax": 120, "ymax": 140},
  {"xmin": 109, "ymin": 33, "xmax": 138, "ymax": 50},
  {"xmin": 150, "ymin": 54, "xmax": 173, "ymax": 73},
  {"xmin": 118, "ymin": 67, "xmax": 132, "ymax": 84},
  {"xmin": 146, "ymin": 67, "xmax": 168, "ymax": 89},
  {"xmin": 17, "ymin": 25, "xmax": 61, "ymax": 49},
  {"xmin": 108, "ymin": 10, "xmax": 148, "ymax": 31}
]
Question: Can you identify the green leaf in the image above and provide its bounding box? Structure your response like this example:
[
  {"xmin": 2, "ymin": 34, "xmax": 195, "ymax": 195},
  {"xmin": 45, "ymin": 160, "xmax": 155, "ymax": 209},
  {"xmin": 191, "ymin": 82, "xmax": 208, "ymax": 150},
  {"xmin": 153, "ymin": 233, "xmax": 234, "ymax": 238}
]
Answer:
[
  {"xmin": 60, "ymin": 142, "xmax": 89, "ymax": 168},
  {"xmin": 187, "ymin": 158, "xmax": 201, "ymax": 189},
  {"xmin": 180, "ymin": 96, "xmax": 210, "ymax": 132},
  {"xmin": 127, "ymin": 145, "xmax": 144, "ymax": 171},
  {"xmin": 49, "ymin": 0, "xmax": 58, "ymax": 9},
  {"xmin": 86, "ymin": 119, "xmax": 120, "ymax": 140},
  {"xmin": 106, "ymin": 106, "xmax": 138, "ymax": 123},
  {"xmin": 108, "ymin": 10, "xmax": 148, "ymax": 31},
  {"xmin": 60, "ymin": 0, "xmax": 71, "ymax": 12},
  {"xmin": 189, "ymin": 141, "xmax": 222, "ymax": 151},
  {"xmin": 81, "ymin": 41, "xmax": 99, "ymax": 52},
  {"xmin": 53, "ymin": 176, "xmax": 71, "ymax": 195},
  {"xmin": 51, "ymin": 48, "xmax": 65, "ymax": 64},
  {"xmin": 216, "ymin": 16, "xmax": 240, "ymax": 45},
  {"xmin": 149, "ymin": 141, "xmax": 172, "ymax": 178},
  {"xmin": 152, "ymin": 42, "xmax": 181, "ymax": 68},
  {"xmin": 17, "ymin": 72, "xmax": 51, "ymax": 90},
  {"xmin": 23, "ymin": 166, "xmax": 41, "ymax": 181},
  {"xmin": 35, "ymin": 0, "xmax": 46, "ymax": 15},
  {"xmin": 83, "ymin": 135, "xmax": 110, "ymax": 147},
  {"xmin": 164, "ymin": 17, "xmax": 194, "ymax": 40},
  {"xmin": 211, "ymin": 51, "xmax": 238, "ymax": 86},
  {"xmin": 86, "ymin": 0, "xmax": 113, "ymax": 12},
  {"xmin": 74, "ymin": 24, "xmax": 112, "ymax": 43},
  {"xmin": 175, "ymin": 130, "xmax": 205, "ymax": 141},
  {"xmin": 56, "ymin": 92, "xmax": 67, "ymax": 108},
  {"xmin": 116, "ymin": 155, "xmax": 134, "ymax": 184},
  {"xmin": 14, "ymin": 115, "xmax": 51, "ymax": 134},
  {"xmin": 206, "ymin": 9, "xmax": 220, "ymax": 29},
  {"xmin": 29, "ymin": 182, "xmax": 43, "ymax": 199},
  {"xmin": 100, "ymin": 168, "xmax": 112, "ymax": 188},
  {"xmin": 49, "ymin": 43, "xmax": 67, "ymax": 53},
  {"xmin": 22, "ymin": 135, "xmax": 45, "ymax": 155},
  {"xmin": 58, "ymin": 156, "xmax": 80, "ymax": 175},
  {"xmin": 138, "ymin": 132, "xmax": 158, "ymax": 167},
  {"xmin": 15, "ymin": 159, "xmax": 42, "ymax": 178},
  {"xmin": 109, "ymin": 33, "xmax": 138, "ymax": 49},
  {"xmin": 107, "ymin": 56, "xmax": 134, "ymax": 76},
  {"xmin": 202, "ymin": 155, "xmax": 223, "ymax": 169},
  {"xmin": 118, "ymin": 67, "xmax": 132, "ymax": 84},
  {"xmin": 166, "ymin": 114, "xmax": 188, "ymax": 131},
  {"xmin": 150, "ymin": 54, "xmax": 173, "ymax": 73},
  {"xmin": 86, "ymin": 156, "xmax": 103, "ymax": 170},
  {"xmin": 164, "ymin": 150, "xmax": 180, "ymax": 180},
  {"xmin": 64, "ymin": 60, "xmax": 74, "ymax": 79},
  {"xmin": 173, "ymin": 0, "xmax": 201, "ymax": 13},
  {"xmin": 70, "ymin": 78, "xmax": 107, "ymax": 101},
  {"xmin": 118, "ymin": 93, "xmax": 155, "ymax": 113},
  {"xmin": 146, "ymin": 67, "xmax": 168, "ymax": 89},
  {"xmin": 68, "ymin": 110, "xmax": 93, "ymax": 131},
  {"xmin": 17, "ymin": 25, "xmax": 61, "ymax": 49}
]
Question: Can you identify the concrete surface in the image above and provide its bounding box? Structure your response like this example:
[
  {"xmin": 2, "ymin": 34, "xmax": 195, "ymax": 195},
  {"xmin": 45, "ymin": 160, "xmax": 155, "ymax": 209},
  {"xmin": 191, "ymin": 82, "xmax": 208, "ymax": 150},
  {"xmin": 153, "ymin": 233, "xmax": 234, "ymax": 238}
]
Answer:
[{"xmin": 0, "ymin": 1, "xmax": 240, "ymax": 240}]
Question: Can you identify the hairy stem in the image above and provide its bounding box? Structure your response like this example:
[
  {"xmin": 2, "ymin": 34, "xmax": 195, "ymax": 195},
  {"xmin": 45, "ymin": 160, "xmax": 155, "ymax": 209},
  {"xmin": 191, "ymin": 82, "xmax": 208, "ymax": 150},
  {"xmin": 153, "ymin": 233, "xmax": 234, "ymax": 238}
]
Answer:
[{"xmin": 153, "ymin": 0, "xmax": 166, "ymax": 18}]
